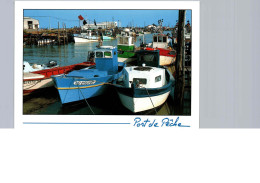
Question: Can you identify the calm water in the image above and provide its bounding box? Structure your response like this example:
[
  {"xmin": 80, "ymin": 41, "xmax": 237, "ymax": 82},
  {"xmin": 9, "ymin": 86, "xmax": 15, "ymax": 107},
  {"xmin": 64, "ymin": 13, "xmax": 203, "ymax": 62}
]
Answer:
[{"xmin": 23, "ymin": 32, "xmax": 191, "ymax": 115}]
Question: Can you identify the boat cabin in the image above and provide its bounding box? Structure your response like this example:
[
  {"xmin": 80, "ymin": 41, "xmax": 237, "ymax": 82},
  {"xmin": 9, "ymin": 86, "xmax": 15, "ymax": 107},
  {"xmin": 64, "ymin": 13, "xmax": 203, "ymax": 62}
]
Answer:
[
  {"xmin": 123, "ymin": 66, "xmax": 166, "ymax": 88},
  {"xmin": 152, "ymin": 34, "xmax": 168, "ymax": 49},
  {"xmin": 94, "ymin": 46, "xmax": 118, "ymax": 75},
  {"xmin": 80, "ymin": 30, "xmax": 92, "ymax": 37},
  {"xmin": 117, "ymin": 35, "xmax": 134, "ymax": 46},
  {"xmin": 136, "ymin": 50, "xmax": 160, "ymax": 67}
]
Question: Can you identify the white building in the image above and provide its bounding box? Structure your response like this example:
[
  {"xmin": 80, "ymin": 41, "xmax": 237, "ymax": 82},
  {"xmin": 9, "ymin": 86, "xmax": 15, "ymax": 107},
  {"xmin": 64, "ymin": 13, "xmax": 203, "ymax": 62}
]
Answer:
[
  {"xmin": 81, "ymin": 21, "xmax": 117, "ymax": 30},
  {"xmin": 23, "ymin": 17, "xmax": 39, "ymax": 30}
]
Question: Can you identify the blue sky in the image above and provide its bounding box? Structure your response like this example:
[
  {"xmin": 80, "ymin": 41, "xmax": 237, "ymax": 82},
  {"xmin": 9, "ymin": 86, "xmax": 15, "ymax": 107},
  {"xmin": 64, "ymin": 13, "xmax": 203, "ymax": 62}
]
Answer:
[{"xmin": 24, "ymin": 10, "xmax": 192, "ymax": 29}]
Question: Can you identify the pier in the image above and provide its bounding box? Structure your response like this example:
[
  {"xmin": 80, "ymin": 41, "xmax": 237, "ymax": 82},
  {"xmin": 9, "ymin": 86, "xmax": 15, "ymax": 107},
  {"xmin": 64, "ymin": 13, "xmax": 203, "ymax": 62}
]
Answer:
[{"xmin": 24, "ymin": 22, "xmax": 72, "ymax": 46}]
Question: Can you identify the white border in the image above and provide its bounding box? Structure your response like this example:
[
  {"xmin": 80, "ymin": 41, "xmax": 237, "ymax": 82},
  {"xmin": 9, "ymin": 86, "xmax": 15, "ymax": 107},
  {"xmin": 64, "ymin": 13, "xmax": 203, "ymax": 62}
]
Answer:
[{"xmin": 14, "ymin": 1, "xmax": 200, "ymax": 129}]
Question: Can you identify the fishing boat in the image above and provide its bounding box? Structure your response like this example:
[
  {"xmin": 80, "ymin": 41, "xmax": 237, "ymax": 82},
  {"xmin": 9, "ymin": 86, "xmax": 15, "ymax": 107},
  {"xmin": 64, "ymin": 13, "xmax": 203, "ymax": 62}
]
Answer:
[
  {"xmin": 74, "ymin": 30, "xmax": 99, "ymax": 43},
  {"xmin": 102, "ymin": 30, "xmax": 115, "ymax": 40},
  {"xmin": 52, "ymin": 46, "xmax": 126, "ymax": 104},
  {"xmin": 23, "ymin": 60, "xmax": 95, "ymax": 95},
  {"xmin": 145, "ymin": 34, "xmax": 176, "ymax": 66},
  {"xmin": 113, "ymin": 49, "xmax": 174, "ymax": 113},
  {"xmin": 143, "ymin": 31, "xmax": 151, "ymax": 34},
  {"xmin": 117, "ymin": 28, "xmax": 136, "ymax": 63},
  {"xmin": 23, "ymin": 60, "xmax": 58, "ymax": 73}
]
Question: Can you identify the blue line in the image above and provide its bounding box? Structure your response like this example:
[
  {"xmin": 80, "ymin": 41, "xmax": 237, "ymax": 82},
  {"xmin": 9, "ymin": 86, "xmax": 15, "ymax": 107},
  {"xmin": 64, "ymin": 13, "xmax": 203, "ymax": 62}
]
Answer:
[{"xmin": 23, "ymin": 122, "xmax": 130, "ymax": 125}]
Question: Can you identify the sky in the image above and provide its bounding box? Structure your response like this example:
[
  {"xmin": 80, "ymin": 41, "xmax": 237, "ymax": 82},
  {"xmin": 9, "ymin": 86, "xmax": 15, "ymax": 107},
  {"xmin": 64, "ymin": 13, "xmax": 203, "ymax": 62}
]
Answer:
[{"xmin": 24, "ymin": 9, "xmax": 192, "ymax": 29}]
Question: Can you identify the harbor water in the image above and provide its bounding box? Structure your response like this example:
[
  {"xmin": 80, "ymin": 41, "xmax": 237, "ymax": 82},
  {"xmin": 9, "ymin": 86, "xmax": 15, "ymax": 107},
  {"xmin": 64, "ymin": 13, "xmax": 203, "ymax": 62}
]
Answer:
[{"xmin": 23, "ymin": 32, "xmax": 191, "ymax": 115}]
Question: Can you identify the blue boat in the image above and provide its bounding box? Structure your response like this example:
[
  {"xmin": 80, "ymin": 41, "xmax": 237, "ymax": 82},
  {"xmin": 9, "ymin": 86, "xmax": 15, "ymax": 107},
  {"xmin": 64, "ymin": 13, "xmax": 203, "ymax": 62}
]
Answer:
[
  {"xmin": 113, "ymin": 50, "xmax": 174, "ymax": 113},
  {"xmin": 52, "ymin": 46, "xmax": 126, "ymax": 104}
]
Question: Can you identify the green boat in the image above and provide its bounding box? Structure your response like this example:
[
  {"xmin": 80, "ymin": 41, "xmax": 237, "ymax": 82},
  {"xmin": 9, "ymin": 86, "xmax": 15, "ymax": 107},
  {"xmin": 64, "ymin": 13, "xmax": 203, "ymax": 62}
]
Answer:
[{"xmin": 117, "ymin": 28, "xmax": 136, "ymax": 63}]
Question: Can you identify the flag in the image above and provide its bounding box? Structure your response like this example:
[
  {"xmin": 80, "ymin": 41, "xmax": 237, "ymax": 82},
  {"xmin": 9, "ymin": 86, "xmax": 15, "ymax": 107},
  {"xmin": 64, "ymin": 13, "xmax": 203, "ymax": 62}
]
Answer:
[{"xmin": 78, "ymin": 15, "xmax": 84, "ymax": 20}]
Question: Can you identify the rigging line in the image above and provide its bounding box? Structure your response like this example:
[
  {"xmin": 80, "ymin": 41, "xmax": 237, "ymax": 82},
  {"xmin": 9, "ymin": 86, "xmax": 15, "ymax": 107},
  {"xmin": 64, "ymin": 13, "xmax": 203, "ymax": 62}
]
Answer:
[
  {"xmin": 76, "ymin": 83, "xmax": 95, "ymax": 115},
  {"xmin": 28, "ymin": 15, "xmax": 78, "ymax": 22}
]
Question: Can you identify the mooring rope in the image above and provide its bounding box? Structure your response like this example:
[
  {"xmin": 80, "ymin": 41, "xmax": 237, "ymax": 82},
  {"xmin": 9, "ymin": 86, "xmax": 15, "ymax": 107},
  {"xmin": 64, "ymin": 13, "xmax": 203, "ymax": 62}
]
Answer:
[
  {"xmin": 76, "ymin": 83, "xmax": 95, "ymax": 115},
  {"xmin": 144, "ymin": 87, "xmax": 158, "ymax": 114},
  {"xmin": 60, "ymin": 77, "xmax": 95, "ymax": 115},
  {"xmin": 62, "ymin": 78, "xmax": 75, "ymax": 103}
]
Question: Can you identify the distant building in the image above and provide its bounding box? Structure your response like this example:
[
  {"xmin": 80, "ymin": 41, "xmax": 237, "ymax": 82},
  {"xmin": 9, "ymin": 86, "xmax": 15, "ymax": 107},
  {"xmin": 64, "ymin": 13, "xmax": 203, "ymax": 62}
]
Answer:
[
  {"xmin": 23, "ymin": 17, "xmax": 39, "ymax": 30},
  {"xmin": 81, "ymin": 21, "xmax": 117, "ymax": 30}
]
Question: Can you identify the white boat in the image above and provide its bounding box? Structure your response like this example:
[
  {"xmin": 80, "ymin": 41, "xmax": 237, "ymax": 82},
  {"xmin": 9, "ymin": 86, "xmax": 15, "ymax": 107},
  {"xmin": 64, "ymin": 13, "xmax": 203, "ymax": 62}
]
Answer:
[
  {"xmin": 37, "ymin": 39, "xmax": 55, "ymax": 45},
  {"xmin": 113, "ymin": 50, "xmax": 174, "ymax": 113},
  {"xmin": 23, "ymin": 61, "xmax": 58, "ymax": 73},
  {"xmin": 23, "ymin": 72, "xmax": 53, "ymax": 95},
  {"xmin": 144, "ymin": 32, "xmax": 151, "ymax": 34},
  {"xmin": 74, "ymin": 30, "xmax": 99, "ymax": 43}
]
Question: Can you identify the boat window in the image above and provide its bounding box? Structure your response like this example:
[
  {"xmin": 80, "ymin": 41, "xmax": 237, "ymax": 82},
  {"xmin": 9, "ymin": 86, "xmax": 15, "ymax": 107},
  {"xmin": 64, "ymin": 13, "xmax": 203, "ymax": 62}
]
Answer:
[
  {"xmin": 118, "ymin": 37, "xmax": 123, "ymax": 44},
  {"xmin": 163, "ymin": 36, "xmax": 167, "ymax": 43},
  {"xmin": 104, "ymin": 51, "xmax": 112, "ymax": 58},
  {"xmin": 153, "ymin": 36, "xmax": 158, "ymax": 42},
  {"xmin": 155, "ymin": 75, "xmax": 161, "ymax": 82},
  {"xmin": 158, "ymin": 36, "xmax": 163, "ymax": 42},
  {"xmin": 169, "ymin": 51, "xmax": 176, "ymax": 55},
  {"xmin": 143, "ymin": 54, "xmax": 155, "ymax": 62},
  {"xmin": 96, "ymin": 51, "xmax": 104, "ymax": 58},
  {"xmin": 123, "ymin": 37, "xmax": 128, "ymax": 44},
  {"xmin": 133, "ymin": 78, "xmax": 147, "ymax": 85},
  {"xmin": 114, "ymin": 51, "xmax": 117, "ymax": 55}
]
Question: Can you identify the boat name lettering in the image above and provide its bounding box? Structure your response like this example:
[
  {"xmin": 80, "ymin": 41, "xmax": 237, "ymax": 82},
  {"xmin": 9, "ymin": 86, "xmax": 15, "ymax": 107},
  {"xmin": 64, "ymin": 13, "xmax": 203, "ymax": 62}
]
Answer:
[
  {"xmin": 133, "ymin": 117, "xmax": 190, "ymax": 128},
  {"xmin": 74, "ymin": 80, "xmax": 96, "ymax": 86},
  {"xmin": 24, "ymin": 80, "xmax": 40, "ymax": 85}
]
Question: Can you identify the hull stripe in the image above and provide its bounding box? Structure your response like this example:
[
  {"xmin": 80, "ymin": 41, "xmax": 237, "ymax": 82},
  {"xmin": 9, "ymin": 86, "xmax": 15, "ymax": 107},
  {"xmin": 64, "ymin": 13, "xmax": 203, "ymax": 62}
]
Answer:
[{"xmin": 57, "ymin": 83, "xmax": 104, "ymax": 90}]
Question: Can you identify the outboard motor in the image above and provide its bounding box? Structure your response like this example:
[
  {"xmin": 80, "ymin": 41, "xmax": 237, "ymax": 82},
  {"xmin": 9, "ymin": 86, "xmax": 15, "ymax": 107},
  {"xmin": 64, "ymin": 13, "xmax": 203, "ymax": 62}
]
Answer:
[{"xmin": 47, "ymin": 60, "xmax": 57, "ymax": 67}]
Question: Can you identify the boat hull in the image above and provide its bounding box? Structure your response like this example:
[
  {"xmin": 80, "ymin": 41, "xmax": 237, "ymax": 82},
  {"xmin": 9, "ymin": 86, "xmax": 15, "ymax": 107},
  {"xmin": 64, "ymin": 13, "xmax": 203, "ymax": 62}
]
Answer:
[
  {"xmin": 118, "ymin": 90, "xmax": 171, "ymax": 113},
  {"xmin": 159, "ymin": 55, "xmax": 175, "ymax": 66},
  {"xmin": 118, "ymin": 57, "xmax": 136, "ymax": 63},
  {"xmin": 53, "ymin": 76, "xmax": 111, "ymax": 104},
  {"xmin": 23, "ymin": 78, "xmax": 53, "ymax": 95},
  {"xmin": 118, "ymin": 45, "xmax": 136, "ymax": 63},
  {"xmin": 114, "ymin": 67, "xmax": 174, "ymax": 113},
  {"xmin": 74, "ymin": 37, "xmax": 99, "ymax": 43},
  {"xmin": 102, "ymin": 36, "xmax": 114, "ymax": 40},
  {"xmin": 145, "ymin": 47, "xmax": 176, "ymax": 66}
]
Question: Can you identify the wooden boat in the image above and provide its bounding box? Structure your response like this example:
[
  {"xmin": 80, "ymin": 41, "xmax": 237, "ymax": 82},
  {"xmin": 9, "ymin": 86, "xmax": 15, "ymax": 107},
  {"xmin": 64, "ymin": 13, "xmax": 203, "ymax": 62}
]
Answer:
[
  {"xmin": 23, "ymin": 61, "xmax": 95, "ymax": 95},
  {"xmin": 113, "ymin": 49, "xmax": 174, "ymax": 113},
  {"xmin": 145, "ymin": 34, "xmax": 176, "ymax": 66},
  {"xmin": 52, "ymin": 46, "xmax": 126, "ymax": 104}
]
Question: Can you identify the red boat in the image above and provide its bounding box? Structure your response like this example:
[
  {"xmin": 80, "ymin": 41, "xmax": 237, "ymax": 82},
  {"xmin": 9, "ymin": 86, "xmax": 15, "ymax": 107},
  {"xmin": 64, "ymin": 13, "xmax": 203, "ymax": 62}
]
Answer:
[
  {"xmin": 145, "ymin": 34, "xmax": 176, "ymax": 66},
  {"xmin": 23, "ymin": 61, "xmax": 95, "ymax": 95}
]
